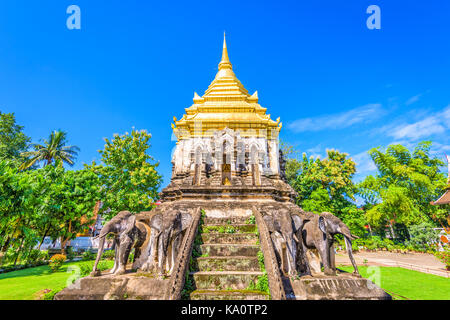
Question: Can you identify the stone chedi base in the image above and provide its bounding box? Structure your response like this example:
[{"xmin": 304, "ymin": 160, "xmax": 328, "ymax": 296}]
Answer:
[
  {"xmin": 55, "ymin": 272, "xmax": 170, "ymax": 300},
  {"xmin": 286, "ymin": 274, "xmax": 391, "ymax": 300}
]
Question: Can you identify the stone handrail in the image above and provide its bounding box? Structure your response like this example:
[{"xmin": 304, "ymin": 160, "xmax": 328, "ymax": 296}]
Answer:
[
  {"xmin": 164, "ymin": 207, "xmax": 201, "ymax": 300},
  {"xmin": 252, "ymin": 206, "xmax": 286, "ymax": 300}
]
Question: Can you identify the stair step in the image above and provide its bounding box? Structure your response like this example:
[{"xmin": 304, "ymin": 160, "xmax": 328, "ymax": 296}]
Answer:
[
  {"xmin": 197, "ymin": 256, "xmax": 261, "ymax": 272},
  {"xmin": 198, "ymin": 244, "xmax": 260, "ymax": 257},
  {"xmin": 203, "ymin": 217, "xmax": 254, "ymax": 225},
  {"xmin": 191, "ymin": 271, "xmax": 264, "ymax": 290},
  {"xmin": 200, "ymin": 233, "xmax": 259, "ymax": 245},
  {"xmin": 190, "ymin": 289, "xmax": 269, "ymax": 300},
  {"xmin": 200, "ymin": 224, "xmax": 257, "ymax": 233}
]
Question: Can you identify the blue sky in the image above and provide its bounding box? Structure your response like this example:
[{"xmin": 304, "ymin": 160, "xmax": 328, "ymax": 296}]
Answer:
[{"xmin": 1, "ymin": 1, "xmax": 449, "ymax": 188}]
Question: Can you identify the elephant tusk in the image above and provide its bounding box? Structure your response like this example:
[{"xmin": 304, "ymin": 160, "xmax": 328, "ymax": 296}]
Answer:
[{"xmin": 293, "ymin": 234, "xmax": 299, "ymax": 242}]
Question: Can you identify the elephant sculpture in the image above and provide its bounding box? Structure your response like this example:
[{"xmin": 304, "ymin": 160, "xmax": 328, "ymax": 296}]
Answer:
[
  {"xmin": 263, "ymin": 208, "xmax": 311, "ymax": 276},
  {"xmin": 149, "ymin": 210, "xmax": 192, "ymax": 276},
  {"xmin": 91, "ymin": 211, "xmax": 143, "ymax": 276},
  {"xmin": 131, "ymin": 211, "xmax": 160, "ymax": 272},
  {"xmin": 302, "ymin": 212, "xmax": 360, "ymax": 276}
]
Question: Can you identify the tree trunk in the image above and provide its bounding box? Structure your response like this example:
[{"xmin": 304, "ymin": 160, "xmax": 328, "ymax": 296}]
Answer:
[
  {"xmin": 389, "ymin": 222, "xmax": 396, "ymax": 239},
  {"xmin": 13, "ymin": 237, "xmax": 25, "ymax": 267},
  {"xmin": 60, "ymin": 220, "xmax": 72, "ymax": 255},
  {"xmin": 368, "ymin": 224, "xmax": 373, "ymax": 236},
  {"xmin": 38, "ymin": 225, "xmax": 51, "ymax": 250}
]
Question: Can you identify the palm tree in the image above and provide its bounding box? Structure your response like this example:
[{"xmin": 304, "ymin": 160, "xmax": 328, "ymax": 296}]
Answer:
[{"xmin": 19, "ymin": 130, "xmax": 80, "ymax": 170}]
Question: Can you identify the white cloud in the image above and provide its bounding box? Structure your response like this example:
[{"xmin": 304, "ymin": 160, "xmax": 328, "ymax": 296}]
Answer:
[
  {"xmin": 288, "ymin": 103, "xmax": 383, "ymax": 133},
  {"xmin": 386, "ymin": 105, "xmax": 450, "ymax": 141},
  {"xmin": 351, "ymin": 150, "xmax": 376, "ymax": 174}
]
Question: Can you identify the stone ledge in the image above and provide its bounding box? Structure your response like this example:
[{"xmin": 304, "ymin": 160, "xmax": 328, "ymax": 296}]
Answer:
[
  {"xmin": 55, "ymin": 273, "xmax": 170, "ymax": 300},
  {"xmin": 287, "ymin": 275, "xmax": 391, "ymax": 300}
]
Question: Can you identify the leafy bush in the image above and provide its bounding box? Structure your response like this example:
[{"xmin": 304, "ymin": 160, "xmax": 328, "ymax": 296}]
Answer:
[
  {"xmin": 49, "ymin": 254, "xmax": 66, "ymax": 272},
  {"xmin": 40, "ymin": 250, "xmax": 50, "ymax": 261},
  {"xmin": 406, "ymin": 223, "xmax": 440, "ymax": 251},
  {"xmin": 65, "ymin": 247, "xmax": 76, "ymax": 261},
  {"xmin": 101, "ymin": 249, "xmax": 115, "ymax": 260},
  {"xmin": 26, "ymin": 249, "xmax": 45, "ymax": 264},
  {"xmin": 82, "ymin": 250, "xmax": 96, "ymax": 261}
]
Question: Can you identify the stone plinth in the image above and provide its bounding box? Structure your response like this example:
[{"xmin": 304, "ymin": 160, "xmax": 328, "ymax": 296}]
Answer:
[
  {"xmin": 55, "ymin": 272, "xmax": 169, "ymax": 300},
  {"xmin": 286, "ymin": 274, "xmax": 391, "ymax": 300}
]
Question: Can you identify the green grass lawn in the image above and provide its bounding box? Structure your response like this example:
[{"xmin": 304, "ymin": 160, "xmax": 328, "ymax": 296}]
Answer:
[
  {"xmin": 0, "ymin": 260, "xmax": 113, "ymax": 300},
  {"xmin": 339, "ymin": 265, "xmax": 450, "ymax": 300}
]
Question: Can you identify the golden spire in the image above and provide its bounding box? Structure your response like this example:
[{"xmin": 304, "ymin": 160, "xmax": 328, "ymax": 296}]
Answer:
[
  {"xmin": 219, "ymin": 32, "xmax": 232, "ymax": 70},
  {"xmin": 171, "ymin": 33, "xmax": 282, "ymax": 140}
]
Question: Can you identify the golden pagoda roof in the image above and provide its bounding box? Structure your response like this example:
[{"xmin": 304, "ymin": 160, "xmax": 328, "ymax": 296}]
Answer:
[{"xmin": 172, "ymin": 34, "xmax": 281, "ymax": 139}]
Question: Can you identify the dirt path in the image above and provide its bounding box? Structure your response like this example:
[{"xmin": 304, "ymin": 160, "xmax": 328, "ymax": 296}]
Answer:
[{"xmin": 335, "ymin": 251, "xmax": 449, "ymax": 277}]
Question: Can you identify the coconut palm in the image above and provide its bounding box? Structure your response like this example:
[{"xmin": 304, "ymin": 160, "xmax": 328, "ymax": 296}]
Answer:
[{"xmin": 19, "ymin": 130, "xmax": 80, "ymax": 170}]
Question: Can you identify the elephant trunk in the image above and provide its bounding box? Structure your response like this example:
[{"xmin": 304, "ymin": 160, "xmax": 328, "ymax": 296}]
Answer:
[
  {"xmin": 159, "ymin": 230, "xmax": 171, "ymax": 275},
  {"xmin": 344, "ymin": 235, "xmax": 360, "ymax": 275},
  {"xmin": 284, "ymin": 236, "xmax": 298, "ymax": 276}
]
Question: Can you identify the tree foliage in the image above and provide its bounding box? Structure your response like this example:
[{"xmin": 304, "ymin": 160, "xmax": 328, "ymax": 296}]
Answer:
[
  {"xmin": 0, "ymin": 112, "xmax": 30, "ymax": 163},
  {"xmin": 290, "ymin": 149, "xmax": 357, "ymax": 213},
  {"xmin": 87, "ymin": 129, "xmax": 162, "ymax": 220},
  {"xmin": 282, "ymin": 144, "xmax": 367, "ymax": 235},
  {"xmin": 20, "ymin": 130, "xmax": 79, "ymax": 170},
  {"xmin": 358, "ymin": 141, "xmax": 447, "ymax": 227}
]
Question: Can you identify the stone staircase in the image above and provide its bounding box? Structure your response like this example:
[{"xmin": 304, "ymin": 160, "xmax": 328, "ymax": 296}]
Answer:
[{"xmin": 188, "ymin": 216, "xmax": 270, "ymax": 300}]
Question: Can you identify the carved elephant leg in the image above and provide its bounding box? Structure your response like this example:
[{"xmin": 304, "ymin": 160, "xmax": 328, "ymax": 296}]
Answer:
[
  {"xmin": 329, "ymin": 243, "xmax": 336, "ymax": 272},
  {"xmin": 297, "ymin": 234, "xmax": 312, "ymax": 276},
  {"xmin": 114, "ymin": 234, "xmax": 133, "ymax": 275},
  {"xmin": 143, "ymin": 232, "xmax": 158, "ymax": 272},
  {"xmin": 110, "ymin": 237, "xmax": 120, "ymax": 274},
  {"xmin": 318, "ymin": 240, "xmax": 335, "ymax": 276}
]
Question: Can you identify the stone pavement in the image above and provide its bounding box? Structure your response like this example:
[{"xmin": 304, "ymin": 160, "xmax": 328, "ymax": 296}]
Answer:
[{"xmin": 335, "ymin": 251, "xmax": 449, "ymax": 278}]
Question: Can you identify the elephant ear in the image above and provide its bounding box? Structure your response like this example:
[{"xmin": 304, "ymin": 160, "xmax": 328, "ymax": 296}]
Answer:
[
  {"xmin": 263, "ymin": 215, "xmax": 275, "ymax": 233},
  {"xmin": 291, "ymin": 214, "xmax": 303, "ymax": 232},
  {"xmin": 150, "ymin": 214, "xmax": 163, "ymax": 232},
  {"xmin": 318, "ymin": 216, "xmax": 327, "ymax": 234},
  {"xmin": 180, "ymin": 213, "xmax": 193, "ymax": 231}
]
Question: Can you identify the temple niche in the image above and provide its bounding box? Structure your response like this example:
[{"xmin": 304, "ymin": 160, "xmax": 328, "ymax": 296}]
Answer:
[{"xmin": 166, "ymin": 34, "xmax": 292, "ymax": 199}]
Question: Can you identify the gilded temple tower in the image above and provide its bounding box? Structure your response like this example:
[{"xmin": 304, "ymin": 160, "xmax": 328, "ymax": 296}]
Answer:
[{"xmin": 165, "ymin": 35, "xmax": 292, "ymax": 200}]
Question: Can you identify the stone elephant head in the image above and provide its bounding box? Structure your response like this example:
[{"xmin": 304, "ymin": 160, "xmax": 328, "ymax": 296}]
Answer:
[
  {"xmin": 263, "ymin": 208, "xmax": 306, "ymax": 276},
  {"xmin": 149, "ymin": 210, "xmax": 192, "ymax": 276},
  {"xmin": 319, "ymin": 212, "xmax": 360, "ymax": 276}
]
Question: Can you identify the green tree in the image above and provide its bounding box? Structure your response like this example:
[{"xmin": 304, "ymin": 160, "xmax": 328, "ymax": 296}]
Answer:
[
  {"xmin": 87, "ymin": 129, "xmax": 162, "ymax": 220},
  {"xmin": 291, "ymin": 150, "xmax": 357, "ymax": 214},
  {"xmin": 358, "ymin": 141, "xmax": 447, "ymax": 228},
  {"xmin": 0, "ymin": 112, "xmax": 30, "ymax": 163},
  {"xmin": 282, "ymin": 144, "xmax": 367, "ymax": 235},
  {"xmin": 20, "ymin": 130, "xmax": 79, "ymax": 170},
  {"xmin": 35, "ymin": 164, "xmax": 102, "ymax": 253},
  {"xmin": 280, "ymin": 141, "xmax": 301, "ymax": 186},
  {"xmin": 0, "ymin": 160, "xmax": 40, "ymax": 264}
]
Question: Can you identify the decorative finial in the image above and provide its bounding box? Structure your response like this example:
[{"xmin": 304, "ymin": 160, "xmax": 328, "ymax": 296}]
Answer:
[{"xmin": 219, "ymin": 32, "xmax": 232, "ymax": 70}]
